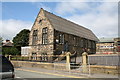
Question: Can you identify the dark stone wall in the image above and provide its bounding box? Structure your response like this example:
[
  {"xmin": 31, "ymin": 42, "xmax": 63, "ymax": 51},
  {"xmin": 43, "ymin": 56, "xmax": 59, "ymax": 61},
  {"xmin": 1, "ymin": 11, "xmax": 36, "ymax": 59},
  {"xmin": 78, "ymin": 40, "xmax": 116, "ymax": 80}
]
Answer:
[{"xmin": 54, "ymin": 30, "xmax": 96, "ymax": 56}]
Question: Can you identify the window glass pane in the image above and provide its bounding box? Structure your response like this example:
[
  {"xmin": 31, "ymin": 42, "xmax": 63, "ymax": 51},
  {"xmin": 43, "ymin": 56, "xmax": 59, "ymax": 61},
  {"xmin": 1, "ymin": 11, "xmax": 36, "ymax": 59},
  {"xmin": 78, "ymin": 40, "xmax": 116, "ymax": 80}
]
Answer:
[
  {"xmin": 32, "ymin": 30, "xmax": 38, "ymax": 45},
  {"xmin": 59, "ymin": 34, "xmax": 64, "ymax": 44},
  {"xmin": 81, "ymin": 39, "xmax": 83, "ymax": 47},
  {"xmin": 42, "ymin": 27, "xmax": 48, "ymax": 44},
  {"xmin": 39, "ymin": 20, "xmax": 42, "ymax": 23}
]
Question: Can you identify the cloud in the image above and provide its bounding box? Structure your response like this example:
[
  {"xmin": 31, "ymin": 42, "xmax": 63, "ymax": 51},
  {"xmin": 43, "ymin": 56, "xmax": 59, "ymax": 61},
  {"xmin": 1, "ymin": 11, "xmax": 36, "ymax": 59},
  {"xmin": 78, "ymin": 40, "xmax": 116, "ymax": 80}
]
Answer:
[
  {"xmin": 1, "ymin": 19, "xmax": 33, "ymax": 40},
  {"xmin": 55, "ymin": 2, "xmax": 91, "ymax": 15},
  {"xmin": 2, "ymin": 0, "xmax": 119, "ymax": 2},
  {"xmin": 32, "ymin": 2, "xmax": 51, "ymax": 12},
  {"xmin": 55, "ymin": 2, "xmax": 118, "ymax": 38},
  {"xmin": 1, "ymin": 1, "xmax": 118, "ymax": 41}
]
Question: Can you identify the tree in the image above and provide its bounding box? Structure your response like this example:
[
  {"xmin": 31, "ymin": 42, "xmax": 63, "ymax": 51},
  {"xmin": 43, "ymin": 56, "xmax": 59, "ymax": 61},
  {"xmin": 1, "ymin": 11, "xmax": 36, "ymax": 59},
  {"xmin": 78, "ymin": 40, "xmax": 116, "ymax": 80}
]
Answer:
[
  {"xmin": 12, "ymin": 29, "xmax": 30, "ymax": 47},
  {"xmin": 2, "ymin": 47, "xmax": 20, "ymax": 55},
  {"xmin": 0, "ymin": 37, "xmax": 3, "ymax": 43},
  {"xmin": 0, "ymin": 37, "xmax": 2, "ymax": 54},
  {"xmin": 10, "ymin": 47, "xmax": 20, "ymax": 55},
  {"xmin": 12, "ymin": 29, "xmax": 30, "ymax": 55}
]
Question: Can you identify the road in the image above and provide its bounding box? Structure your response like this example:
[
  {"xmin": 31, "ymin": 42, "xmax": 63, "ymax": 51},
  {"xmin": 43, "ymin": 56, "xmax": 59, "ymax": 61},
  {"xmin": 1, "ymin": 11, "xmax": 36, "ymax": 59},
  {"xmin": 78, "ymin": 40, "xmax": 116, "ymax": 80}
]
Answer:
[
  {"xmin": 14, "ymin": 67, "xmax": 85, "ymax": 80},
  {"xmin": 15, "ymin": 69, "xmax": 72, "ymax": 78},
  {"xmin": 14, "ymin": 67, "xmax": 119, "ymax": 80}
]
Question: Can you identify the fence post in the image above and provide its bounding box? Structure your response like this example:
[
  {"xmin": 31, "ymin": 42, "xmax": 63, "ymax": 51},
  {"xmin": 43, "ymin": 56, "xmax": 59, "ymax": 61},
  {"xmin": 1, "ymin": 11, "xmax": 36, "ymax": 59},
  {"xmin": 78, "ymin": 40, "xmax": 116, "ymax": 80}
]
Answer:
[
  {"xmin": 66, "ymin": 52, "xmax": 71, "ymax": 71},
  {"xmin": 9, "ymin": 55, "xmax": 11, "ymax": 60},
  {"xmin": 29, "ymin": 54, "xmax": 32, "ymax": 60},
  {"xmin": 82, "ymin": 52, "xmax": 88, "ymax": 73}
]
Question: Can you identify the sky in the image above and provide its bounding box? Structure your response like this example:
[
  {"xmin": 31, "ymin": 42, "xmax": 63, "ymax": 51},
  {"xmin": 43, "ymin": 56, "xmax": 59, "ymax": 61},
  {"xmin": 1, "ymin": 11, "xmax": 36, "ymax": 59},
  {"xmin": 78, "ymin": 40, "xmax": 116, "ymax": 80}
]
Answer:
[{"xmin": 0, "ymin": 0, "xmax": 119, "ymax": 40}]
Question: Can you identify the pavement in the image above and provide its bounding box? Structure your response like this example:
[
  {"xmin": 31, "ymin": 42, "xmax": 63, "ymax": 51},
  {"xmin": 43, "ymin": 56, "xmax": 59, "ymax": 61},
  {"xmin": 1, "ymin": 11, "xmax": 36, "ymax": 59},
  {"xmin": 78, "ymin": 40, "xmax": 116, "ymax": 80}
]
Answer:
[{"xmin": 14, "ymin": 67, "xmax": 119, "ymax": 79}]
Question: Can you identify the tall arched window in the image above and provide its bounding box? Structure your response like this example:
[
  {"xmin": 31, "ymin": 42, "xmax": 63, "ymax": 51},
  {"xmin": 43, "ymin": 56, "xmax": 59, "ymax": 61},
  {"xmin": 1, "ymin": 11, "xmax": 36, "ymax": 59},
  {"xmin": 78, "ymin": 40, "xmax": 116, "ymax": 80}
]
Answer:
[
  {"xmin": 42, "ymin": 27, "xmax": 48, "ymax": 44},
  {"xmin": 80, "ymin": 39, "xmax": 84, "ymax": 47},
  {"xmin": 32, "ymin": 30, "xmax": 38, "ymax": 45},
  {"xmin": 59, "ymin": 33, "xmax": 64, "ymax": 44}
]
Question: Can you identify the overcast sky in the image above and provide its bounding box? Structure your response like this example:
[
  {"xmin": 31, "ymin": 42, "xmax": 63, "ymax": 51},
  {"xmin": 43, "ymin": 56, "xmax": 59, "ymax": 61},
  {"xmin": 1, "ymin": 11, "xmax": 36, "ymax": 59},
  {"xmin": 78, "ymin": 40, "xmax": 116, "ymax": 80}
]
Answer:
[{"xmin": 0, "ymin": 0, "xmax": 119, "ymax": 40}]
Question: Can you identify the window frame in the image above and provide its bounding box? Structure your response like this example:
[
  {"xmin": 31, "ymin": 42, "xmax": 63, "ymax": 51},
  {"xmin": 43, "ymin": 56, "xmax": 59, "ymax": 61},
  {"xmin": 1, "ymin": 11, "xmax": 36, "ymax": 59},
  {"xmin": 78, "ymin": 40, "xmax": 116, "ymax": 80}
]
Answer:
[
  {"xmin": 39, "ymin": 19, "xmax": 42, "ymax": 24},
  {"xmin": 88, "ymin": 40, "xmax": 92, "ymax": 48},
  {"xmin": 80, "ymin": 39, "xmax": 84, "ymax": 48},
  {"xmin": 41, "ymin": 53, "xmax": 48, "ymax": 61},
  {"xmin": 59, "ymin": 33, "xmax": 64, "ymax": 44},
  {"xmin": 32, "ymin": 30, "xmax": 38, "ymax": 45},
  {"xmin": 42, "ymin": 27, "xmax": 48, "ymax": 45}
]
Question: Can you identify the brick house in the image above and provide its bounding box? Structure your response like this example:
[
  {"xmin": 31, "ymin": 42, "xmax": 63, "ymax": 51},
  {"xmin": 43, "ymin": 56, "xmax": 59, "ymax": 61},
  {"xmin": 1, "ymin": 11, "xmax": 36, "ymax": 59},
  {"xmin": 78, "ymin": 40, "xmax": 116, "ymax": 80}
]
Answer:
[{"xmin": 29, "ymin": 8, "xmax": 98, "ymax": 61}]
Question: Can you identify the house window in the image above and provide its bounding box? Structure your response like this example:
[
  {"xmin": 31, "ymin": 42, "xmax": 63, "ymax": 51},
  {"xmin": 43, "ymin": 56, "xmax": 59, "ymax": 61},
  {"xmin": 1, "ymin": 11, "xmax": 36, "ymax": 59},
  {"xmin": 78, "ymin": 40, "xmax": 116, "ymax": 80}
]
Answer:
[
  {"xmin": 78, "ymin": 38, "xmax": 81, "ymax": 46},
  {"xmin": 76, "ymin": 37, "xmax": 79, "ymax": 46},
  {"xmin": 39, "ymin": 19, "xmax": 42, "ymax": 24},
  {"xmin": 42, "ymin": 27, "xmax": 48, "ymax": 44},
  {"xmin": 41, "ymin": 53, "xmax": 48, "ymax": 61},
  {"xmin": 84, "ymin": 39, "xmax": 88, "ymax": 48},
  {"xmin": 117, "ymin": 41, "xmax": 120, "ymax": 46},
  {"xmin": 59, "ymin": 34, "xmax": 64, "ymax": 44},
  {"xmin": 73, "ymin": 37, "xmax": 76, "ymax": 46},
  {"xmin": 92, "ymin": 41, "xmax": 96, "ymax": 49},
  {"xmin": 32, "ymin": 30, "xmax": 38, "ymax": 45},
  {"xmin": 32, "ymin": 53, "xmax": 37, "ymax": 60},
  {"xmin": 80, "ymin": 39, "xmax": 84, "ymax": 47},
  {"xmin": 73, "ymin": 36, "xmax": 78, "ymax": 46},
  {"xmin": 88, "ymin": 40, "xmax": 91, "ymax": 48}
]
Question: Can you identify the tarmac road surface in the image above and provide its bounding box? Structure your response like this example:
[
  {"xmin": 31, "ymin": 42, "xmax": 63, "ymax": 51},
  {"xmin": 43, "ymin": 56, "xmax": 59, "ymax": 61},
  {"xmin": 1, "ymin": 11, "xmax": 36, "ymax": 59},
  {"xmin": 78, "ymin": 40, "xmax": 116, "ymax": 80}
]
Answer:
[{"xmin": 14, "ymin": 67, "xmax": 119, "ymax": 80}]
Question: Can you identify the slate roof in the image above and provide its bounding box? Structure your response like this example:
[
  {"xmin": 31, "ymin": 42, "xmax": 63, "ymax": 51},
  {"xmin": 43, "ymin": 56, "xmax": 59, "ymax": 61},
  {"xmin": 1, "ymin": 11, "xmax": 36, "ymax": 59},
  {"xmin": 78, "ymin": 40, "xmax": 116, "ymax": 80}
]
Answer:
[{"xmin": 43, "ymin": 9, "xmax": 99, "ymax": 41}]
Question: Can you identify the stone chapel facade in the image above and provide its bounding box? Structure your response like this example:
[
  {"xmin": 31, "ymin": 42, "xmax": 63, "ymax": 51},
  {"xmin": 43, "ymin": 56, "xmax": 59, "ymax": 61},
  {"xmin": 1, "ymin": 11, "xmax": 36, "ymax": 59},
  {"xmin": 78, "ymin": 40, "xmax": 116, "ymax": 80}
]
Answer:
[{"xmin": 29, "ymin": 8, "xmax": 99, "ymax": 61}]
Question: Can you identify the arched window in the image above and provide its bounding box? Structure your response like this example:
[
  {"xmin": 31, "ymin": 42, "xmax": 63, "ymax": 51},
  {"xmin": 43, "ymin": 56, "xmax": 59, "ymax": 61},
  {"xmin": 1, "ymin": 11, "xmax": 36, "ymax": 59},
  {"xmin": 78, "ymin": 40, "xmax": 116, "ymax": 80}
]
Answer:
[
  {"xmin": 39, "ymin": 20, "xmax": 42, "ymax": 24},
  {"xmin": 59, "ymin": 33, "xmax": 64, "ymax": 44},
  {"xmin": 32, "ymin": 30, "xmax": 38, "ymax": 45},
  {"xmin": 88, "ymin": 40, "xmax": 92, "ymax": 48},
  {"xmin": 41, "ymin": 53, "xmax": 48, "ymax": 61},
  {"xmin": 80, "ymin": 39, "xmax": 84, "ymax": 47},
  {"xmin": 42, "ymin": 27, "xmax": 48, "ymax": 44}
]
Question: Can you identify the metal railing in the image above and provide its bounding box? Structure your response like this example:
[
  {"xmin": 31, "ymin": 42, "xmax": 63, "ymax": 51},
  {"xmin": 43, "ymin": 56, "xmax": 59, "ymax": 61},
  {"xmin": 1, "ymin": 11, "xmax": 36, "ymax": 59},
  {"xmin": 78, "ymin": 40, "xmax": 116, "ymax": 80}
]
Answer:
[{"xmin": 88, "ymin": 54, "xmax": 120, "ymax": 66}]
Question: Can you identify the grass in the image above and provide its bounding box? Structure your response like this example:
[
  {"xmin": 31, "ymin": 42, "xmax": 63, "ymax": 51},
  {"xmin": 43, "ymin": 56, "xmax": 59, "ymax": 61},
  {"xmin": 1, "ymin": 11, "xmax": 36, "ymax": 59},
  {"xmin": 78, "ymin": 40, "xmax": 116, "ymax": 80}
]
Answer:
[{"xmin": 11, "ymin": 56, "xmax": 29, "ymax": 60}]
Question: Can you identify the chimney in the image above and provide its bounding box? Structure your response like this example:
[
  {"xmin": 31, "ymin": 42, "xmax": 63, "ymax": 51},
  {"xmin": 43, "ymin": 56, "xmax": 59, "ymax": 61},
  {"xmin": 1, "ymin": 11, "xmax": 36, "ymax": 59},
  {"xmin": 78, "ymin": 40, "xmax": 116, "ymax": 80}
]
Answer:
[{"xmin": 6, "ymin": 39, "xmax": 10, "ymax": 42}]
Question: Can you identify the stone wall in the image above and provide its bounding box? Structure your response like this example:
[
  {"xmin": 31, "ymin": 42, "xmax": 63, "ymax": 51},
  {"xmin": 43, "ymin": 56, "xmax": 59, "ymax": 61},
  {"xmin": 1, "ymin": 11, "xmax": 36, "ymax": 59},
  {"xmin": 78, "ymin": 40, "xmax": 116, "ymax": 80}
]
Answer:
[
  {"xmin": 11, "ymin": 60, "xmax": 119, "ymax": 75},
  {"xmin": 90, "ymin": 65, "xmax": 119, "ymax": 74},
  {"xmin": 29, "ymin": 8, "xmax": 54, "ymax": 56},
  {"xmin": 54, "ymin": 30, "xmax": 96, "ymax": 55},
  {"xmin": 11, "ymin": 61, "xmax": 66, "ymax": 70}
]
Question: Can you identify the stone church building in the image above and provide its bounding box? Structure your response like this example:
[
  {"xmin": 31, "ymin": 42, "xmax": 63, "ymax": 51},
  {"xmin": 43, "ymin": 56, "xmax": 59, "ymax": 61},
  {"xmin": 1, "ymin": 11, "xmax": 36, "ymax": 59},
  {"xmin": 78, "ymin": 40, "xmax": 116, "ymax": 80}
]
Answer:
[{"xmin": 29, "ymin": 8, "xmax": 98, "ymax": 61}]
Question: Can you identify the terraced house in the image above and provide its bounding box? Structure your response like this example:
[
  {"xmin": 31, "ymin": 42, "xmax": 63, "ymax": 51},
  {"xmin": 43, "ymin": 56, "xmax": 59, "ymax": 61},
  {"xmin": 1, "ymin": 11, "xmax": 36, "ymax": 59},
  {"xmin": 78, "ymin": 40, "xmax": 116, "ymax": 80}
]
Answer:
[{"xmin": 29, "ymin": 8, "xmax": 99, "ymax": 61}]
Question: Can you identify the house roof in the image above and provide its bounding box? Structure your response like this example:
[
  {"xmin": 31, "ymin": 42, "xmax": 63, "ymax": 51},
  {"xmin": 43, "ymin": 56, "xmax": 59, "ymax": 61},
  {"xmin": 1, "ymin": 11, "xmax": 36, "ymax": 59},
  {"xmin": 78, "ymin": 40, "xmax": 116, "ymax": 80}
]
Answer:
[
  {"xmin": 43, "ymin": 9, "xmax": 99, "ymax": 41},
  {"xmin": 98, "ymin": 38, "xmax": 114, "ymax": 43},
  {"xmin": 2, "ymin": 42, "xmax": 13, "ymax": 47},
  {"xmin": 2, "ymin": 40, "xmax": 13, "ymax": 47}
]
